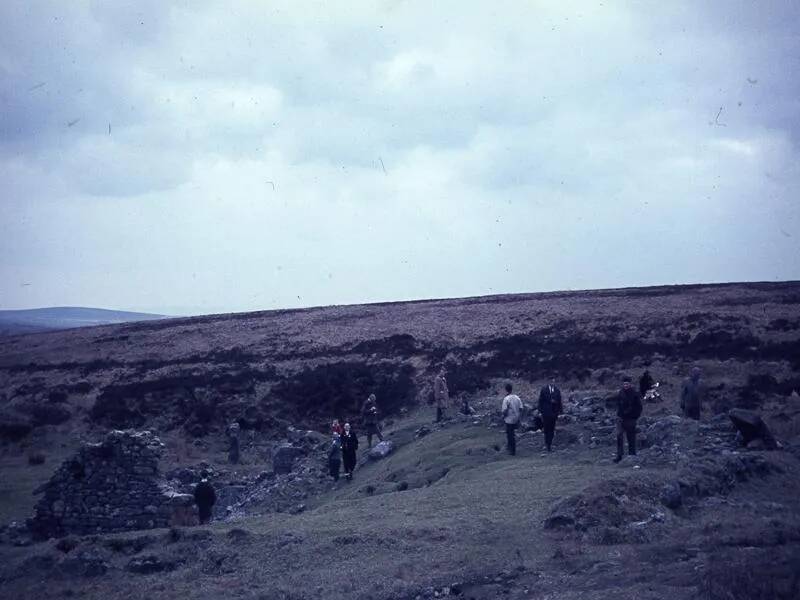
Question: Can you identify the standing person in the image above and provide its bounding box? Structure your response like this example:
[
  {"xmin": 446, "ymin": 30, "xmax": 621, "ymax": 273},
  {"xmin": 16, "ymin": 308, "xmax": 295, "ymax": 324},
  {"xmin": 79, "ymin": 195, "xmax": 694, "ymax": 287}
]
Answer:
[
  {"xmin": 639, "ymin": 370, "xmax": 654, "ymax": 397},
  {"xmin": 538, "ymin": 377, "xmax": 563, "ymax": 452},
  {"xmin": 361, "ymin": 394, "xmax": 384, "ymax": 448},
  {"xmin": 433, "ymin": 367, "xmax": 450, "ymax": 423},
  {"xmin": 341, "ymin": 422, "xmax": 359, "ymax": 480},
  {"xmin": 226, "ymin": 421, "xmax": 241, "ymax": 464},
  {"xmin": 501, "ymin": 383, "xmax": 524, "ymax": 456},
  {"xmin": 328, "ymin": 432, "xmax": 342, "ymax": 481},
  {"xmin": 614, "ymin": 376, "xmax": 643, "ymax": 463},
  {"xmin": 193, "ymin": 471, "xmax": 216, "ymax": 525},
  {"xmin": 680, "ymin": 366, "xmax": 705, "ymax": 420}
]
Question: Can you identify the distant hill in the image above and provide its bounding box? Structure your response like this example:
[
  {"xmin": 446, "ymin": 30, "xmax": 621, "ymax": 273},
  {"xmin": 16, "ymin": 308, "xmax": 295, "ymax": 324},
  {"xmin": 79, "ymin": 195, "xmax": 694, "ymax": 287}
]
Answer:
[{"xmin": 0, "ymin": 307, "xmax": 167, "ymax": 335}]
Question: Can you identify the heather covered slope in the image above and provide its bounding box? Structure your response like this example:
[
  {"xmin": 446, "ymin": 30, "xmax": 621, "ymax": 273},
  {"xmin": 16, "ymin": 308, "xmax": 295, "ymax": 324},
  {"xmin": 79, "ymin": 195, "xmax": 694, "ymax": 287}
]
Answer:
[{"xmin": 0, "ymin": 281, "xmax": 798, "ymax": 445}]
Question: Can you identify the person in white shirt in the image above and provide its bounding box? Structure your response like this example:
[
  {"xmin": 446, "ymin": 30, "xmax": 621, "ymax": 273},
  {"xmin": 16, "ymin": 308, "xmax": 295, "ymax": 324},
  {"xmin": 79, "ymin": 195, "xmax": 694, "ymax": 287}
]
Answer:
[{"xmin": 501, "ymin": 383, "xmax": 524, "ymax": 456}]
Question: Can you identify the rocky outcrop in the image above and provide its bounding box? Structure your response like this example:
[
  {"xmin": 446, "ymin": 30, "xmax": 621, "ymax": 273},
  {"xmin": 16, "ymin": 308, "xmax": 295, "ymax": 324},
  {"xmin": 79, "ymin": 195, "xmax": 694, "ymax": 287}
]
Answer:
[
  {"xmin": 729, "ymin": 408, "xmax": 778, "ymax": 449},
  {"xmin": 29, "ymin": 430, "xmax": 195, "ymax": 539}
]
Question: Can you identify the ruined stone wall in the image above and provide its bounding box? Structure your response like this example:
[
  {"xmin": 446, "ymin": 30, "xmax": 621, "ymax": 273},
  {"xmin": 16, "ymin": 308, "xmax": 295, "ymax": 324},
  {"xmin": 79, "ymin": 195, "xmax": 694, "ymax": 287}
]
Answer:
[{"xmin": 30, "ymin": 430, "xmax": 194, "ymax": 540}]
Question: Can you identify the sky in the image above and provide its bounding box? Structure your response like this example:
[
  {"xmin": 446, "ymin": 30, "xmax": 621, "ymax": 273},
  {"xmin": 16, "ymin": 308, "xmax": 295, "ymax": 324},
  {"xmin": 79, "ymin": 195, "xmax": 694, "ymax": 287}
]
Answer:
[{"xmin": 1, "ymin": 1, "xmax": 799, "ymax": 316}]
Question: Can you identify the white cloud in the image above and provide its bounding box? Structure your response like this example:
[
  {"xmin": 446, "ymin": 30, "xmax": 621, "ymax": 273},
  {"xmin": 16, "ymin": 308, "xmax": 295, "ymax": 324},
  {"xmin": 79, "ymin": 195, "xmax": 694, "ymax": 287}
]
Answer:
[{"xmin": 0, "ymin": 1, "xmax": 798, "ymax": 313}]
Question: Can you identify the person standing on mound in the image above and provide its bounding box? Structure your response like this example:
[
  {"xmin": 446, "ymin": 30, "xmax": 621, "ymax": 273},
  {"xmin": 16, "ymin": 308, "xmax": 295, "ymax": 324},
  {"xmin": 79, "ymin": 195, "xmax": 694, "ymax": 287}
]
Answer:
[
  {"xmin": 433, "ymin": 367, "xmax": 450, "ymax": 423},
  {"xmin": 614, "ymin": 376, "xmax": 643, "ymax": 463},
  {"xmin": 361, "ymin": 394, "xmax": 384, "ymax": 448}
]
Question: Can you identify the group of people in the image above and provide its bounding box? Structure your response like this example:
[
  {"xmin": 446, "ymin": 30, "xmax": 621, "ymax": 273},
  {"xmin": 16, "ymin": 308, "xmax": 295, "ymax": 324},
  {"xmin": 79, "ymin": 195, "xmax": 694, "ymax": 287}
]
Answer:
[
  {"xmin": 197, "ymin": 365, "xmax": 707, "ymax": 522},
  {"xmin": 500, "ymin": 378, "xmax": 564, "ymax": 457},
  {"xmin": 500, "ymin": 367, "xmax": 706, "ymax": 461},
  {"xmin": 326, "ymin": 393, "xmax": 386, "ymax": 482}
]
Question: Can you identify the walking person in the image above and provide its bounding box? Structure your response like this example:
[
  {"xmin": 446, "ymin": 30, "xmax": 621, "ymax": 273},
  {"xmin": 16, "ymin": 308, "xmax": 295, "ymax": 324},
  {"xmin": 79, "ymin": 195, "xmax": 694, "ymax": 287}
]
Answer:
[
  {"xmin": 341, "ymin": 422, "xmax": 359, "ymax": 480},
  {"xmin": 538, "ymin": 377, "xmax": 563, "ymax": 452},
  {"xmin": 680, "ymin": 366, "xmax": 705, "ymax": 421},
  {"xmin": 193, "ymin": 471, "xmax": 216, "ymax": 525},
  {"xmin": 501, "ymin": 383, "xmax": 524, "ymax": 456},
  {"xmin": 361, "ymin": 394, "xmax": 384, "ymax": 448},
  {"xmin": 328, "ymin": 432, "xmax": 342, "ymax": 481},
  {"xmin": 614, "ymin": 376, "xmax": 643, "ymax": 463},
  {"xmin": 433, "ymin": 367, "xmax": 450, "ymax": 423}
]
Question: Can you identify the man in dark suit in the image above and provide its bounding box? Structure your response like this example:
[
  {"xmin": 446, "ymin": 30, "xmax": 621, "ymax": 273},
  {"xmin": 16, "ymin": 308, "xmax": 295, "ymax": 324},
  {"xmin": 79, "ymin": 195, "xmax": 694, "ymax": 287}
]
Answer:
[
  {"xmin": 614, "ymin": 376, "xmax": 643, "ymax": 463},
  {"xmin": 538, "ymin": 377, "xmax": 563, "ymax": 452},
  {"xmin": 193, "ymin": 471, "xmax": 216, "ymax": 525}
]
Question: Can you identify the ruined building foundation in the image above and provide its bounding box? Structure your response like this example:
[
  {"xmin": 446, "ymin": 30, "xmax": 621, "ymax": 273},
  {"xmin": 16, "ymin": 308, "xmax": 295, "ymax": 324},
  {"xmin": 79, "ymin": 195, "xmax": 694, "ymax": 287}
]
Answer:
[{"xmin": 30, "ymin": 430, "xmax": 195, "ymax": 539}]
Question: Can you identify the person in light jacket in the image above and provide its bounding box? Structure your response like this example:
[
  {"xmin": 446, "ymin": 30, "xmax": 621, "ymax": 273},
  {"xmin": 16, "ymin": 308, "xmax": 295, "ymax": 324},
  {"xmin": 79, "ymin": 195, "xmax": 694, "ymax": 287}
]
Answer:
[
  {"xmin": 501, "ymin": 383, "xmax": 524, "ymax": 456},
  {"xmin": 433, "ymin": 367, "xmax": 450, "ymax": 423}
]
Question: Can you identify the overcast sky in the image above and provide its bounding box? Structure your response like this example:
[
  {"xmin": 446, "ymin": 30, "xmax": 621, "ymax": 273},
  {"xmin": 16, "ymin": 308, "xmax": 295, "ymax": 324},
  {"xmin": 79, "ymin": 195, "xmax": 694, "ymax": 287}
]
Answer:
[{"xmin": 1, "ymin": 1, "xmax": 798, "ymax": 315}]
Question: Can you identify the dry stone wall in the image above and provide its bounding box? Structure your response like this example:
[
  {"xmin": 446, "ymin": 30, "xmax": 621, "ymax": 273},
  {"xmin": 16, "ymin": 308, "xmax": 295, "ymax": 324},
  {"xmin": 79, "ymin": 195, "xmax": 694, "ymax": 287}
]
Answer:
[{"xmin": 30, "ymin": 430, "xmax": 194, "ymax": 540}]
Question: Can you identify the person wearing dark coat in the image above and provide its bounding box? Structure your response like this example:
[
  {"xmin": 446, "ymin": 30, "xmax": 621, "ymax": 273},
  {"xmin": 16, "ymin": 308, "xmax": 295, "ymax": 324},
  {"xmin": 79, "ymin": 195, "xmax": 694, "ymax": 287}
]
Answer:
[
  {"xmin": 361, "ymin": 394, "xmax": 384, "ymax": 448},
  {"xmin": 614, "ymin": 376, "xmax": 643, "ymax": 463},
  {"xmin": 639, "ymin": 370, "xmax": 654, "ymax": 397},
  {"xmin": 328, "ymin": 432, "xmax": 342, "ymax": 481},
  {"xmin": 194, "ymin": 473, "xmax": 216, "ymax": 524},
  {"xmin": 680, "ymin": 367, "xmax": 705, "ymax": 420},
  {"xmin": 538, "ymin": 378, "xmax": 563, "ymax": 452},
  {"xmin": 341, "ymin": 422, "xmax": 359, "ymax": 480}
]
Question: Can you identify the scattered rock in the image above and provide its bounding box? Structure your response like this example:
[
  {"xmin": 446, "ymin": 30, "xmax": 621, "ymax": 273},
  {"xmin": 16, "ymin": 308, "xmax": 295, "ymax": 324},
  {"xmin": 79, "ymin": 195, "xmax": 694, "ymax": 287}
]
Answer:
[
  {"xmin": 126, "ymin": 554, "xmax": 180, "ymax": 574},
  {"xmin": 368, "ymin": 440, "xmax": 395, "ymax": 460},
  {"xmin": 272, "ymin": 444, "xmax": 305, "ymax": 474},
  {"xmin": 415, "ymin": 426, "xmax": 431, "ymax": 439},
  {"xmin": 729, "ymin": 409, "xmax": 778, "ymax": 450},
  {"xmin": 660, "ymin": 481, "xmax": 683, "ymax": 509}
]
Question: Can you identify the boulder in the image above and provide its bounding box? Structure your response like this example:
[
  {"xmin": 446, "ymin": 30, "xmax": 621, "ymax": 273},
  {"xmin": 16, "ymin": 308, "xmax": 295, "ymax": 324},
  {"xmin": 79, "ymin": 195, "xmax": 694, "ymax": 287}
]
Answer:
[
  {"xmin": 368, "ymin": 441, "xmax": 395, "ymax": 460},
  {"xmin": 126, "ymin": 554, "xmax": 180, "ymax": 574},
  {"xmin": 415, "ymin": 426, "xmax": 431, "ymax": 439},
  {"xmin": 729, "ymin": 409, "xmax": 778, "ymax": 450},
  {"xmin": 660, "ymin": 481, "xmax": 683, "ymax": 509},
  {"xmin": 272, "ymin": 444, "xmax": 304, "ymax": 474}
]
